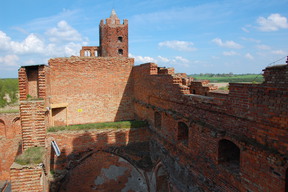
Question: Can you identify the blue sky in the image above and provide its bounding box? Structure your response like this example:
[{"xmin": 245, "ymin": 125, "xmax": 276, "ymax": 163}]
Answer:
[{"xmin": 0, "ymin": 0, "xmax": 287, "ymax": 78}]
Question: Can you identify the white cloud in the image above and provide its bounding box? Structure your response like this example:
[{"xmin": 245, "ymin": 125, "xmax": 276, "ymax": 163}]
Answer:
[
  {"xmin": 129, "ymin": 53, "xmax": 190, "ymax": 67},
  {"xmin": 158, "ymin": 40, "xmax": 196, "ymax": 52},
  {"xmin": 157, "ymin": 56, "xmax": 170, "ymax": 63},
  {"xmin": 241, "ymin": 37, "xmax": 261, "ymax": 43},
  {"xmin": 212, "ymin": 38, "xmax": 242, "ymax": 49},
  {"xmin": 129, "ymin": 53, "xmax": 156, "ymax": 63},
  {"xmin": 0, "ymin": 31, "xmax": 45, "ymax": 54},
  {"xmin": 223, "ymin": 51, "xmax": 238, "ymax": 56},
  {"xmin": 256, "ymin": 44, "xmax": 271, "ymax": 50},
  {"xmin": 46, "ymin": 20, "xmax": 82, "ymax": 42},
  {"xmin": 11, "ymin": 34, "xmax": 45, "ymax": 54},
  {"xmin": 271, "ymin": 50, "xmax": 286, "ymax": 55},
  {"xmin": 241, "ymin": 27, "xmax": 250, "ymax": 33},
  {"xmin": 0, "ymin": 55, "xmax": 19, "ymax": 66},
  {"xmin": 245, "ymin": 53, "xmax": 254, "ymax": 60},
  {"xmin": 257, "ymin": 13, "xmax": 288, "ymax": 32},
  {"xmin": 0, "ymin": 31, "xmax": 12, "ymax": 50}
]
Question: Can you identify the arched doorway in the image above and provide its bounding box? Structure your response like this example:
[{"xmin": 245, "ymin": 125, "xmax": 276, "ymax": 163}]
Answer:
[
  {"xmin": 156, "ymin": 165, "xmax": 169, "ymax": 192},
  {"xmin": 218, "ymin": 139, "xmax": 240, "ymax": 172}
]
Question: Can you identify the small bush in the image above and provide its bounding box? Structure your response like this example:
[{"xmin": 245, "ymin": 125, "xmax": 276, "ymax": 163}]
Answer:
[
  {"xmin": 15, "ymin": 147, "xmax": 44, "ymax": 165},
  {"xmin": 48, "ymin": 120, "xmax": 148, "ymax": 132}
]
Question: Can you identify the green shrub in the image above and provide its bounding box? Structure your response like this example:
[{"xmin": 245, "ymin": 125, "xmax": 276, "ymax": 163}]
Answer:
[
  {"xmin": 0, "ymin": 78, "xmax": 18, "ymax": 108},
  {"xmin": 15, "ymin": 147, "xmax": 44, "ymax": 165}
]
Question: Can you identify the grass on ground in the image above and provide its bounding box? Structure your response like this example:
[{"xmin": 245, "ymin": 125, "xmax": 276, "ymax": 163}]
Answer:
[
  {"xmin": 48, "ymin": 120, "xmax": 148, "ymax": 132},
  {"xmin": 15, "ymin": 147, "xmax": 44, "ymax": 165}
]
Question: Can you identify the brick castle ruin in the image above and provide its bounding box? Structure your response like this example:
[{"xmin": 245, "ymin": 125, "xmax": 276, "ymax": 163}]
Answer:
[{"xmin": 0, "ymin": 10, "xmax": 288, "ymax": 192}]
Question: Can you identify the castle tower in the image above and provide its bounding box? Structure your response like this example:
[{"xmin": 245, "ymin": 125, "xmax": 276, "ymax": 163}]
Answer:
[{"xmin": 99, "ymin": 9, "xmax": 128, "ymax": 57}]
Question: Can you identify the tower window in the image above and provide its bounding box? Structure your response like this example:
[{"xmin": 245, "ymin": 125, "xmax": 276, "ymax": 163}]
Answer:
[
  {"xmin": 118, "ymin": 49, "xmax": 123, "ymax": 55},
  {"xmin": 118, "ymin": 36, "xmax": 123, "ymax": 42}
]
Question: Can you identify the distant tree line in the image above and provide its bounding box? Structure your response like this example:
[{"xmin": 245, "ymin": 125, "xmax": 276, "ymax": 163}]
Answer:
[{"xmin": 0, "ymin": 78, "xmax": 18, "ymax": 108}]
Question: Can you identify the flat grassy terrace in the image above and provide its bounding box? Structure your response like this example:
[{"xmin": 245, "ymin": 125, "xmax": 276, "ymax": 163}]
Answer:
[
  {"xmin": 47, "ymin": 120, "xmax": 148, "ymax": 132},
  {"xmin": 15, "ymin": 147, "xmax": 44, "ymax": 165}
]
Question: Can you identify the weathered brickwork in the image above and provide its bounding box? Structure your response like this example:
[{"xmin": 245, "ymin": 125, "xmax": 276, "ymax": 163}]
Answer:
[
  {"xmin": 0, "ymin": 113, "xmax": 21, "ymax": 181},
  {"xmin": 48, "ymin": 57, "xmax": 134, "ymax": 125},
  {"xmin": 9, "ymin": 10, "xmax": 288, "ymax": 192},
  {"xmin": 132, "ymin": 62, "xmax": 288, "ymax": 191},
  {"xmin": 46, "ymin": 127, "xmax": 151, "ymax": 191},
  {"xmin": 10, "ymin": 164, "xmax": 44, "ymax": 192},
  {"xmin": 18, "ymin": 65, "xmax": 48, "ymax": 101},
  {"xmin": 20, "ymin": 101, "xmax": 46, "ymax": 149}
]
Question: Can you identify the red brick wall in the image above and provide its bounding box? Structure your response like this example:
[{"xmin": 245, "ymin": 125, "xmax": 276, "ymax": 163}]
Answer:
[
  {"xmin": 18, "ymin": 65, "xmax": 48, "ymax": 101},
  {"xmin": 10, "ymin": 165, "xmax": 44, "ymax": 192},
  {"xmin": 20, "ymin": 101, "xmax": 46, "ymax": 149},
  {"xmin": 48, "ymin": 57, "xmax": 134, "ymax": 125},
  {"xmin": 46, "ymin": 127, "xmax": 150, "ymax": 170},
  {"xmin": 0, "ymin": 113, "xmax": 21, "ymax": 181},
  {"xmin": 132, "ymin": 63, "xmax": 288, "ymax": 191},
  {"xmin": 46, "ymin": 127, "xmax": 151, "ymax": 191}
]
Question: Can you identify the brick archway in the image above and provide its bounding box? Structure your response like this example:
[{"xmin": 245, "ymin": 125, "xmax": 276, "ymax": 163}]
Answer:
[{"xmin": 56, "ymin": 151, "xmax": 148, "ymax": 192}]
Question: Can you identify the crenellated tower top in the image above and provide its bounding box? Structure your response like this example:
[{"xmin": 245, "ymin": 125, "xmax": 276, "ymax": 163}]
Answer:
[{"xmin": 99, "ymin": 9, "xmax": 128, "ymax": 57}]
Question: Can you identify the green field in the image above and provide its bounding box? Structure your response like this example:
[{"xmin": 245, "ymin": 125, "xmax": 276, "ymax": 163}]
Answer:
[
  {"xmin": 0, "ymin": 78, "xmax": 18, "ymax": 108},
  {"xmin": 189, "ymin": 74, "xmax": 264, "ymax": 83}
]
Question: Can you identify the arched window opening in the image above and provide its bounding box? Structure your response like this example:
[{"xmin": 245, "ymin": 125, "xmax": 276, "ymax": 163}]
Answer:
[
  {"xmin": 285, "ymin": 168, "xmax": 288, "ymax": 192},
  {"xmin": 156, "ymin": 166, "xmax": 169, "ymax": 192},
  {"xmin": 154, "ymin": 112, "xmax": 161, "ymax": 130},
  {"xmin": 118, "ymin": 36, "xmax": 123, "ymax": 42},
  {"xmin": 218, "ymin": 139, "xmax": 240, "ymax": 172},
  {"xmin": 118, "ymin": 49, "xmax": 123, "ymax": 55},
  {"xmin": 85, "ymin": 50, "xmax": 91, "ymax": 57},
  {"xmin": 192, "ymin": 89, "xmax": 196, "ymax": 94},
  {"xmin": 177, "ymin": 122, "xmax": 188, "ymax": 146},
  {"xmin": 94, "ymin": 50, "xmax": 98, "ymax": 57},
  {"xmin": 0, "ymin": 120, "xmax": 5, "ymax": 137}
]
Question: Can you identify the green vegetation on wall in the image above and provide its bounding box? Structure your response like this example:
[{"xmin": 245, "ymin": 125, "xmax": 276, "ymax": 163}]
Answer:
[
  {"xmin": 0, "ymin": 78, "xmax": 18, "ymax": 108},
  {"xmin": 189, "ymin": 73, "xmax": 264, "ymax": 83},
  {"xmin": 48, "ymin": 120, "xmax": 148, "ymax": 132},
  {"xmin": 15, "ymin": 147, "xmax": 44, "ymax": 165}
]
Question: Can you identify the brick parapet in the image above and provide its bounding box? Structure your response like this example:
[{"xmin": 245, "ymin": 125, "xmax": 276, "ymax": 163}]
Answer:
[
  {"xmin": 132, "ymin": 62, "xmax": 288, "ymax": 191},
  {"xmin": 263, "ymin": 64, "xmax": 288, "ymax": 86}
]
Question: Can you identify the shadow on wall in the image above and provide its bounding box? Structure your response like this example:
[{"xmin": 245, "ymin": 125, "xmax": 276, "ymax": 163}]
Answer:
[
  {"xmin": 114, "ymin": 68, "xmax": 134, "ymax": 122},
  {"xmin": 48, "ymin": 126, "xmax": 155, "ymax": 192}
]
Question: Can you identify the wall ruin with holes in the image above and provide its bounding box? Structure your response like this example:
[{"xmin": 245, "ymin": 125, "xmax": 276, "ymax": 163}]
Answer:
[
  {"xmin": 132, "ymin": 63, "xmax": 288, "ymax": 192},
  {"xmin": 0, "ymin": 113, "xmax": 22, "ymax": 181}
]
